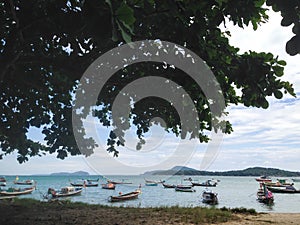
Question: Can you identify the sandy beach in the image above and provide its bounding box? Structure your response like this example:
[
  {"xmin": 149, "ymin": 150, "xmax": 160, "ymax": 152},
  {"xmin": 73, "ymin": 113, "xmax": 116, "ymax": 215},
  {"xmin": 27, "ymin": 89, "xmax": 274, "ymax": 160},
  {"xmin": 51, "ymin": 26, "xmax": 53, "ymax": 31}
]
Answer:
[
  {"xmin": 220, "ymin": 213, "xmax": 300, "ymax": 225},
  {"xmin": 0, "ymin": 198, "xmax": 299, "ymax": 225}
]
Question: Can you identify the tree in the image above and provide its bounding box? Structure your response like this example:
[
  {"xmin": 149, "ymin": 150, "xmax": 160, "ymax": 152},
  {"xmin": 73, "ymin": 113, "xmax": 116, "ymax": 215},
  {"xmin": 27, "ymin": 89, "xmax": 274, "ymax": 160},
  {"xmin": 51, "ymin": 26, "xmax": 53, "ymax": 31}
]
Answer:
[{"xmin": 0, "ymin": 0, "xmax": 298, "ymax": 163}]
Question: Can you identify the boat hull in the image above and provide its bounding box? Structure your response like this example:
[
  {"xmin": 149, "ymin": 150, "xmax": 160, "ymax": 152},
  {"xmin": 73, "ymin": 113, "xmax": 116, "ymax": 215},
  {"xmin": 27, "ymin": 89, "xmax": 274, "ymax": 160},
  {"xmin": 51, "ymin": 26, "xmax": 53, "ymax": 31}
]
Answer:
[
  {"xmin": 0, "ymin": 187, "xmax": 35, "ymax": 196},
  {"xmin": 48, "ymin": 187, "xmax": 82, "ymax": 198},
  {"xmin": 267, "ymin": 186, "xmax": 300, "ymax": 193},
  {"xmin": 162, "ymin": 183, "xmax": 176, "ymax": 188},
  {"xmin": 14, "ymin": 181, "xmax": 34, "ymax": 185},
  {"xmin": 175, "ymin": 187, "xmax": 195, "ymax": 192},
  {"xmin": 70, "ymin": 183, "xmax": 98, "ymax": 187},
  {"xmin": 191, "ymin": 182, "xmax": 217, "ymax": 187},
  {"xmin": 109, "ymin": 190, "xmax": 140, "ymax": 202}
]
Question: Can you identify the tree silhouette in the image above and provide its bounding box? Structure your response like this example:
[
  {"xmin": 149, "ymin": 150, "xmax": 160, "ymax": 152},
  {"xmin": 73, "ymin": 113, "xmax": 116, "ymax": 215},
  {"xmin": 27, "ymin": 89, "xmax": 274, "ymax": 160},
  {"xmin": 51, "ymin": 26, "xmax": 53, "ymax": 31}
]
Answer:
[{"xmin": 0, "ymin": 0, "xmax": 298, "ymax": 163}]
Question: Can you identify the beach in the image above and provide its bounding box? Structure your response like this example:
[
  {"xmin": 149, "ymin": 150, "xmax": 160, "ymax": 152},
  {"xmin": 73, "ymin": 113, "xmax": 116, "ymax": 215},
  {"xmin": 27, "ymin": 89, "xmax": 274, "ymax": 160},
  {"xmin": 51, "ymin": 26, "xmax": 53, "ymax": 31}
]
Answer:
[
  {"xmin": 1, "ymin": 198, "xmax": 300, "ymax": 225},
  {"xmin": 221, "ymin": 213, "xmax": 300, "ymax": 225}
]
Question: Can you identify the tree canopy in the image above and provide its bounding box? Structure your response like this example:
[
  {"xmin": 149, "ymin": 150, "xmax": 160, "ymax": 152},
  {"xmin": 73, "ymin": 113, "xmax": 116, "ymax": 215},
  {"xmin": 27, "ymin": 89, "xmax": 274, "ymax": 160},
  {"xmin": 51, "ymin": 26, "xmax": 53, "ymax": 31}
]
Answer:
[{"xmin": 0, "ymin": 0, "xmax": 299, "ymax": 163}]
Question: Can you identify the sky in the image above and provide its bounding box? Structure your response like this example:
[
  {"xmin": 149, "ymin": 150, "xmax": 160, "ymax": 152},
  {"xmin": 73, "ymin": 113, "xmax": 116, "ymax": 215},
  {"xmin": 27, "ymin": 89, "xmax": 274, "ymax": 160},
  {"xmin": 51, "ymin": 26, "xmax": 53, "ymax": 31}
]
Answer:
[{"xmin": 1, "ymin": 10, "xmax": 299, "ymax": 176}]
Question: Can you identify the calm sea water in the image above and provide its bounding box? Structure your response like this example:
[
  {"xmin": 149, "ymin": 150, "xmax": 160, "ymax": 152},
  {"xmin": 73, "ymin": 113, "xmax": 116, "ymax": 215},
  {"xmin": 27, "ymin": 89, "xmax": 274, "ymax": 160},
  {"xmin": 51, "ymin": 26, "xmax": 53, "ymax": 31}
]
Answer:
[{"xmin": 2, "ymin": 175, "xmax": 300, "ymax": 213}]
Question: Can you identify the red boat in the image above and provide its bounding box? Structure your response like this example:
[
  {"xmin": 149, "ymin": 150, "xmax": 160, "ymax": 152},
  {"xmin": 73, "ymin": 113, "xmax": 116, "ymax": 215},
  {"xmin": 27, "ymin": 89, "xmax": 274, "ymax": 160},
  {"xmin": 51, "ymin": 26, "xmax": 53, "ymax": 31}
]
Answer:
[{"xmin": 255, "ymin": 176, "xmax": 272, "ymax": 182}]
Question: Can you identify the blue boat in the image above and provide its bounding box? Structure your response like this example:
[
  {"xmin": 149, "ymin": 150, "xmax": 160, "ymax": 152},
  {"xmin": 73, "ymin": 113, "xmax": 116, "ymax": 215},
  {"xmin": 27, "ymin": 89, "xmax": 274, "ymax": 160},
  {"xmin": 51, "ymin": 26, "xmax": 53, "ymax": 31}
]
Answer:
[{"xmin": 145, "ymin": 182, "xmax": 158, "ymax": 186}]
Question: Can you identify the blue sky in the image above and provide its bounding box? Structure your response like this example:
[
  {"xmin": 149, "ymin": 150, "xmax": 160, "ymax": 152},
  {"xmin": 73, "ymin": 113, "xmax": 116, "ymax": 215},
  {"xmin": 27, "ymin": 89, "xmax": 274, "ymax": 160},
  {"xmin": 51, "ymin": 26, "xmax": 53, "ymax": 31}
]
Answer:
[{"xmin": 1, "ymin": 11, "xmax": 299, "ymax": 175}]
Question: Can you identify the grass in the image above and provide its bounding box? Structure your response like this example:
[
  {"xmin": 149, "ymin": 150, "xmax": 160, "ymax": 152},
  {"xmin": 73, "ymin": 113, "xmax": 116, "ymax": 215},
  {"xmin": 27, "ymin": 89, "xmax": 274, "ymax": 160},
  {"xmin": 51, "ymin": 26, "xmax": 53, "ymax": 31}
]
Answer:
[{"xmin": 1, "ymin": 198, "xmax": 257, "ymax": 224}]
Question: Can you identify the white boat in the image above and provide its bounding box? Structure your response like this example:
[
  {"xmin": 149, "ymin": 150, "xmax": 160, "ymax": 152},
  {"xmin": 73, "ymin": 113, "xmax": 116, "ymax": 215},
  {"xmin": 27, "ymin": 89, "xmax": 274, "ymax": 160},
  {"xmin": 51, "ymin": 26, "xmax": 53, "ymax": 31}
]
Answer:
[
  {"xmin": 0, "ymin": 186, "xmax": 35, "ymax": 196},
  {"xmin": 48, "ymin": 186, "xmax": 82, "ymax": 198}
]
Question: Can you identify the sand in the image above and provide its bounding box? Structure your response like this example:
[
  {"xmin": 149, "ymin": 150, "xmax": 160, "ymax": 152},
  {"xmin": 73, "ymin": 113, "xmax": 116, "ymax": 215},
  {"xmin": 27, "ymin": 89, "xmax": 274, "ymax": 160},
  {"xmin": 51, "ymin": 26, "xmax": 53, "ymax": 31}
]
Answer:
[{"xmin": 220, "ymin": 213, "xmax": 300, "ymax": 225}]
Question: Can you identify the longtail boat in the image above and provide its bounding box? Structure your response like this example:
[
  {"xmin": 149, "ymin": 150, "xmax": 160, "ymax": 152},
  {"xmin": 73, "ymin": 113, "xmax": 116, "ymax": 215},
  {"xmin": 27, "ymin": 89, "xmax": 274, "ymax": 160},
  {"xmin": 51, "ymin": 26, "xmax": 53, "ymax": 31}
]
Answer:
[
  {"xmin": 109, "ymin": 189, "xmax": 141, "ymax": 202},
  {"xmin": 48, "ymin": 187, "xmax": 82, "ymax": 198},
  {"xmin": 0, "ymin": 186, "xmax": 35, "ymax": 196}
]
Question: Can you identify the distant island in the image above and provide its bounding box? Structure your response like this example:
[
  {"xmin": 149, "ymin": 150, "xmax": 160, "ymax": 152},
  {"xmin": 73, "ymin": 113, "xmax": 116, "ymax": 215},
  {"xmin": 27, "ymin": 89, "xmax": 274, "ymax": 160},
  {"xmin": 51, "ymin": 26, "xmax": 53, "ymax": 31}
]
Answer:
[
  {"xmin": 143, "ymin": 166, "xmax": 300, "ymax": 177},
  {"xmin": 50, "ymin": 171, "xmax": 89, "ymax": 176}
]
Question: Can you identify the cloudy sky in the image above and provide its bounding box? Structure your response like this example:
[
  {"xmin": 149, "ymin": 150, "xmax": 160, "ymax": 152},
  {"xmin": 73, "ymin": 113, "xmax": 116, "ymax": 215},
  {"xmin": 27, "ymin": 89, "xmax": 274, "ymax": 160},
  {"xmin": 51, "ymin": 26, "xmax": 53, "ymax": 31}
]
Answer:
[{"xmin": 1, "ymin": 10, "xmax": 299, "ymax": 175}]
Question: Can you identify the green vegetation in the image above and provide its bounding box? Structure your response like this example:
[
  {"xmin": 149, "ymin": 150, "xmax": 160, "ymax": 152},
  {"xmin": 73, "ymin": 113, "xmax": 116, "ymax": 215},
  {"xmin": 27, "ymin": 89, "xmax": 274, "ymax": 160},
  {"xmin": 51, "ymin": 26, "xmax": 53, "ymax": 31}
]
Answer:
[
  {"xmin": 0, "ymin": 198, "xmax": 239, "ymax": 224},
  {"xmin": 50, "ymin": 171, "xmax": 89, "ymax": 176},
  {"xmin": 150, "ymin": 166, "xmax": 300, "ymax": 177},
  {"xmin": 1, "ymin": 1, "xmax": 299, "ymax": 162},
  {"xmin": 221, "ymin": 206, "xmax": 257, "ymax": 215}
]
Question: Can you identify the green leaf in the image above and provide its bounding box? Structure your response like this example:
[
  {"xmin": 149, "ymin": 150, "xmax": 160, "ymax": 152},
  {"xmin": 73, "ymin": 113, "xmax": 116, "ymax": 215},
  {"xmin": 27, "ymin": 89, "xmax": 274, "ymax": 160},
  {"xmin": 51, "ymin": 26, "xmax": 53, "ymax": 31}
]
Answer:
[
  {"xmin": 273, "ymin": 65, "xmax": 284, "ymax": 77},
  {"xmin": 116, "ymin": 20, "xmax": 132, "ymax": 43},
  {"xmin": 254, "ymin": 0, "xmax": 265, "ymax": 7},
  {"xmin": 274, "ymin": 90, "xmax": 283, "ymax": 99},
  {"xmin": 120, "ymin": 20, "xmax": 134, "ymax": 35},
  {"xmin": 116, "ymin": 2, "xmax": 136, "ymax": 26},
  {"xmin": 251, "ymin": 20, "xmax": 258, "ymax": 30},
  {"xmin": 277, "ymin": 60, "xmax": 286, "ymax": 66},
  {"xmin": 260, "ymin": 98, "xmax": 269, "ymax": 109},
  {"xmin": 147, "ymin": 0, "xmax": 155, "ymax": 7}
]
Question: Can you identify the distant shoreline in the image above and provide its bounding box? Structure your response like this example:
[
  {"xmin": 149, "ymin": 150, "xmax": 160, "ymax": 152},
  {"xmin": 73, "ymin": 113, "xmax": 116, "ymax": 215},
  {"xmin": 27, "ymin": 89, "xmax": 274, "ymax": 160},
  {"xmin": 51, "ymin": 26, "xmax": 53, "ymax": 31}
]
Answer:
[
  {"xmin": 143, "ymin": 166, "xmax": 300, "ymax": 177},
  {"xmin": 1, "ymin": 166, "xmax": 300, "ymax": 177}
]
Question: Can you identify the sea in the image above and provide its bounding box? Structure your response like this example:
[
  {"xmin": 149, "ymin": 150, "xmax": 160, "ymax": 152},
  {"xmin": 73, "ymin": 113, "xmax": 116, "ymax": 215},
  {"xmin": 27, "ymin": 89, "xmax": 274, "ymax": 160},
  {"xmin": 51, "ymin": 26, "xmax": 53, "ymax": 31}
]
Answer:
[{"xmin": 2, "ymin": 175, "xmax": 300, "ymax": 213}]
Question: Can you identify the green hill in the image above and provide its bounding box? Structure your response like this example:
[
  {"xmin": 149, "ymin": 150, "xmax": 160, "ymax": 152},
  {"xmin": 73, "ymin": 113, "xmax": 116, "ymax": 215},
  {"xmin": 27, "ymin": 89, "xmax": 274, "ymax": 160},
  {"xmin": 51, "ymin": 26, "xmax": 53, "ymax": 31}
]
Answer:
[
  {"xmin": 50, "ymin": 171, "xmax": 89, "ymax": 176},
  {"xmin": 148, "ymin": 166, "xmax": 300, "ymax": 177}
]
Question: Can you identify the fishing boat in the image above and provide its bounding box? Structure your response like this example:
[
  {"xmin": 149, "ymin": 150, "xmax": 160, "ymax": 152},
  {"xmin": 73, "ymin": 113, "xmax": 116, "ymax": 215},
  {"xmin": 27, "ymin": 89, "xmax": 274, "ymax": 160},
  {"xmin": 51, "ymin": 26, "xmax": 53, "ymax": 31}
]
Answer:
[
  {"xmin": 0, "ymin": 182, "xmax": 6, "ymax": 187},
  {"xmin": 70, "ymin": 180, "xmax": 98, "ymax": 187},
  {"xmin": 191, "ymin": 179, "xmax": 217, "ymax": 187},
  {"xmin": 0, "ymin": 196, "xmax": 16, "ymax": 201},
  {"xmin": 162, "ymin": 183, "xmax": 176, "ymax": 188},
  {"xmin": 176, "ymin": 184, "xmax": 193, "ymax": 189},
  {"xmin": 107, "ymin": 180, "xmax": 132, "ymax": 185},
  {"xmin": 14, "ymin": 179, "xmax": 35, "ymax": 185},
  {"xmin": 102, "ymin": 182, "xmax": 116, "ymax": 190},
  {"xmin": 145, "ymin": 179, "xmax": 165, "ymax": 184},
  {"xmin": 48, "ymin": 187, "xmax": 82, "ymax": 198},
  {"xmin": 202, "ymin": 190, "xmax": 218, "ymax": 204},
  {"xmin": 175, "ymin": 185, "xmax": 195, "ymax": 192},
  {"xmin": 109, "ymin": 189, "xmax": 141, "ymax": 202},
  {"xmin": 86, "ymin": 178, "xmax": 99, "ymax": 182},
  {"xmin": 264, "ymin": 179, "xmax": 293, "ymax": 187},
  {"xmin": 257, "ymin": 184, "xmax": 274, "ymax": 204},
  {"xmin": 266, "ymin": 185, "xmax": 300, "ymax": 194},
  {"xmin": 255, "ymin": 176, "xmax": 272, "ymax": 182},
  {"xmin": 0, "ymin": 186, "xmax": 35, "ymax": 196}
]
